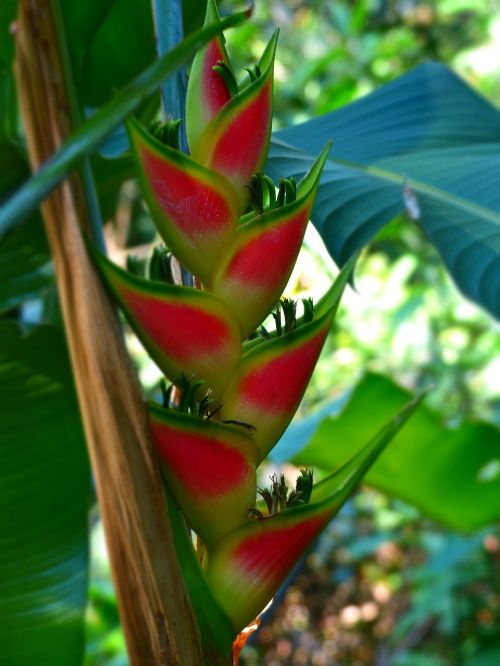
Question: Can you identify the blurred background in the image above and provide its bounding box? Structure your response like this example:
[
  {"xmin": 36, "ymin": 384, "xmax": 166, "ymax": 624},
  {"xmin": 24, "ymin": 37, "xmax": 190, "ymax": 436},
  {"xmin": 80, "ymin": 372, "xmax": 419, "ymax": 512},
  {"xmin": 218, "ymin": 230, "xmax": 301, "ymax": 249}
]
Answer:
[{"xmin": 85, "ymin": 1, "xmax": 500, "ymax": 664}]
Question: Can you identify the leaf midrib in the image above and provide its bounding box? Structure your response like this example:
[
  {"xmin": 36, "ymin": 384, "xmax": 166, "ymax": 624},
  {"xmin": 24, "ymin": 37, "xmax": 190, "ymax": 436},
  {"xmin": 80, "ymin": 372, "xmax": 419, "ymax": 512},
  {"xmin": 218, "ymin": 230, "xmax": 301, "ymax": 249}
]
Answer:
[{"xmin": 325, "ymin": 155, "xmax": 500, "ymax": 226}]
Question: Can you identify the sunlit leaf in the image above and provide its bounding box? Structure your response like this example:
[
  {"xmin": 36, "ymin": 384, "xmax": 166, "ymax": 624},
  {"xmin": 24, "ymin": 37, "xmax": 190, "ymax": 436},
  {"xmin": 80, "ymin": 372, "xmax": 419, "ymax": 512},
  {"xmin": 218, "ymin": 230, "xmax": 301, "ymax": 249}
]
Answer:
[{"xmin": 273, "ymin": 373, "xmax": 500, "ymax": 530}]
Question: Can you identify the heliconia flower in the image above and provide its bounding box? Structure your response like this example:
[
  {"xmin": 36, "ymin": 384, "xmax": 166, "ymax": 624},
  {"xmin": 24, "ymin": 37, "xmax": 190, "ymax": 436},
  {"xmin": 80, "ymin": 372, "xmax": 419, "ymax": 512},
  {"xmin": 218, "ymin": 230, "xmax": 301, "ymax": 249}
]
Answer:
[
  {"xmin": 127, "ymin": 116, "xmax": 240, "ymax": 285},
  {"xmin": 149, "ymin": 403, "xmax": 258, "ymax": 546},
  {"xmin": 191, "ymin": 30, "xmax": 279, "ymax": 211},
  {"xmin": 185, "ymin": 0, "xmax": 232, "ymax": 152},
  {"xmin": 91, "ymin": 248, "xmax": 242, "ymax": 394},
  {"xmin": 206, "ymin": 395, "xmax": 424, "ymax": 632},
  {"xmin": 211, "ymin": 144, "xmax": 330, "ymax": 337},
  {"xmin": 87, "ymin": 7, "xmax": 429, "ymax": 657}
]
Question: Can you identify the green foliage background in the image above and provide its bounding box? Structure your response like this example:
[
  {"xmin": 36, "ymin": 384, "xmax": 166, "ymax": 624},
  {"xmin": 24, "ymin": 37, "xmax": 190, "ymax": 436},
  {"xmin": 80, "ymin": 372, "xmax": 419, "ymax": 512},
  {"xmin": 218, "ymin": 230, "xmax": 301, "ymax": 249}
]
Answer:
[{"xmin": 0, "ymin": 1, "xmax": 499, "ymax": 665}]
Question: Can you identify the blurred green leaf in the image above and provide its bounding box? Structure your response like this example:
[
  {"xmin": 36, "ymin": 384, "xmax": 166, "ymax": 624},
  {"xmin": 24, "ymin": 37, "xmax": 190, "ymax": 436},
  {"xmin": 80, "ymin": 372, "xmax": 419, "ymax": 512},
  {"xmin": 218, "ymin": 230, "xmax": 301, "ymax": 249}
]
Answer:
[
  {"xmin": 466, "ymin": 646, "xmax": 500, "ymax": 666},
  {"xmin": 273, "ymin": 373, "xmax": 500, "ymax": 530},
  {"xmin": 182, "ymin": 0, "xmax": 208, "ymax": 35},
  {"xmin": 79, "ymin": 0, "xmax": 156, "ymax": 107},
  {"xmin": 58, "ymin": 0, "xmax": 114, "ymax": 83},
  {"xmin": 393, "ymin": 654, "xmax": 448, "ymax": 666},
  {"xmin": 0, "ymin": 140, "xmax": 28, "ymax": 200},
  {"xmin": 0, "ymin": 53, "xmax": 16, "ymax": 134},
  {"xmin": 268, "ymin": 63, "xmax": 500, "ymax": 320},
  {"xmin": 0, "ymin": 0, "xmax": 17, "ymax": 64},
  {"xmin": 60, "ymin": 0, "xmax": 207, "ymax": 109},
  {"xmin": 0, "ymin": 322, "xmax": 89, "ymax": 666},
  {"xmin": 0, "ymin": 215, "xmax": 53, "ymax": 313},
  {"xmin": 0, "ymin": 62, "xmax": 28, "ymax": 200},
  {"xmin": 59, "ymin": 0, "xmax": 154, "ymax": 108}
]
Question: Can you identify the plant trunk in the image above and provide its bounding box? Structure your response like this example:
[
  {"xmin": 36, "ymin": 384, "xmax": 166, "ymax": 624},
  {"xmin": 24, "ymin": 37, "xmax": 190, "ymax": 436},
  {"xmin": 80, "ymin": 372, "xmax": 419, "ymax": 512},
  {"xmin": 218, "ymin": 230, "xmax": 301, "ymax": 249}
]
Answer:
[{"xmin": 14, "ymin": 1, "xmax": 203, "ymax": 664}]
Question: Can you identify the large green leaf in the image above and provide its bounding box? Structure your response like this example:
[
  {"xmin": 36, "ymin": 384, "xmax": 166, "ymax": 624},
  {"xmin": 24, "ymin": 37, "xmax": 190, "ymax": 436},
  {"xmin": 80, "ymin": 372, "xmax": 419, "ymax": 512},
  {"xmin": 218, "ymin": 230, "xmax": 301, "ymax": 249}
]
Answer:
[
  {"xmin": 466, "ymin": 646, "xmax": 500, "ymax": 666},
  {"xmin": 0, "ymin": 322, "xmax": 89, "ymax": 665},
  {"xmin": 60, "ymin": 0, "xmax": 155, "ymax": 108},
  {"xmin": 0, "ymin": 215, "xmax": 53, "ymax": 313},
  {"xmin": 0, "ymin": 57, "xmax": 28, "ymax": 201},
  {"xmin": 272, "ymin": 373, "xmax": 500, "ymax": 531},
  {"xmin": 0, "ymin": 0, "xmax": 17, "ymax": 64},
  {"xmin": 58, "ymin": 0, "xmax": 114, "ymax": 87},
  {"xmin": 60, "ymin": 0, "xmax": 206, "ymax": 108},
  {"xmin": 79, "ymin": 0, "xmax": 156, "ymax": 107},
  {"xmin": 0, "ymin": 56, "xmax": 51, "ymax": 309},
  {"xmin": 267, "ymin": 63, "xmax": 500, "ymax": 320}
]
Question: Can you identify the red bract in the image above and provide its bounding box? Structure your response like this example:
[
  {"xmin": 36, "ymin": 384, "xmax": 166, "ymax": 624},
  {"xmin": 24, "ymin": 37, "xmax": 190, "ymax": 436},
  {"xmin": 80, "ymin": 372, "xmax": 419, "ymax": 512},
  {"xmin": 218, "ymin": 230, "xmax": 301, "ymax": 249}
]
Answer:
[
  {"xmin": 191, "ymin": 31, "xmax": 278, "ymax": 211},
  {"xmin": 92, "ymin": 249, "xmax": 242, "ymax": 394},
  {"xmin": 219, "ymin": 311, "xmax": 334, "ymax": 461},
  {"xmin": 185, "ymin": 0, "xmax": 232, "ymax": 152},
  {"xmin": 149, "ymin": 404, "xmax": 257, "ymax": 547},
  {"xmin": 128, "ymin": 117, "xmax": 239, "ymax": 285},
  {"xmin": 212, "ymin": 144, "xmax": 330, "ymax": 336}
]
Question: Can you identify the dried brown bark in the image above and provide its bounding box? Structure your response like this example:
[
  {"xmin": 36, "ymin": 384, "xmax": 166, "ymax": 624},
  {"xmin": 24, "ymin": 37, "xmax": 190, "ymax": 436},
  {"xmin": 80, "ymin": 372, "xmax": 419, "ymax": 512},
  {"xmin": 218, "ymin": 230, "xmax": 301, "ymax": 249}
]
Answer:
[{"xmin": 14, "ymin": 1, "xmax": 203, "ymax": 664}]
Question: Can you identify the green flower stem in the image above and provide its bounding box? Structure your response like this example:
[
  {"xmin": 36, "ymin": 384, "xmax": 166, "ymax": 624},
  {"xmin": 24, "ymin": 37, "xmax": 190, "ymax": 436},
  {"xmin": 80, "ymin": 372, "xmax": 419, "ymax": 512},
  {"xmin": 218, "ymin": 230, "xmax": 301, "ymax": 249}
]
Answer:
[{"xmin": 152, "ymin": 0, "xmax": 189, "ymax": 154}]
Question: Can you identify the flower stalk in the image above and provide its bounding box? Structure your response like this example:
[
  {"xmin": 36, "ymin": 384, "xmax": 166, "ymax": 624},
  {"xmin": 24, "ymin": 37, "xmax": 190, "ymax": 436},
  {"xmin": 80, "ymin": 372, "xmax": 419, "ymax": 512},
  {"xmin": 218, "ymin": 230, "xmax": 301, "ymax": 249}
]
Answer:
[{"xmin": 92, "ymin": 0, "xmax": 424, "ymax": 660}]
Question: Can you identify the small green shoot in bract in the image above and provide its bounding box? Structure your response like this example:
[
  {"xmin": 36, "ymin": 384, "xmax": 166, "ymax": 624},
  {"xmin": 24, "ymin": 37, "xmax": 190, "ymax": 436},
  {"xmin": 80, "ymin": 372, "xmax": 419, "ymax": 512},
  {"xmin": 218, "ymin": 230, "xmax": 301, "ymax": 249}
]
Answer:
[
  {"xmin": 160, "ymin": 378, "xmax": 173, "ymax": 408},
  {"xmin": 126, "ymin": 254, "xmax": 146, "ymax": 278},
  {"xmin": 128, "ymin": 245, "xmax": 173, "ymax": 283},
  {"xmin": 287, "ymin": 469, "xmax": 314, "ymax": 507},
  {"xmin": 162, "ymin": 374, "xmax": 227, "ymax": 421},
  {"xmin": 212, "ymin": 60, "xmax": 239, "ymax": 97},
  {"xmin": 250, "ymin": 469, "xmax": 314, "ymax": 518},
  {"xmin": 276, "ymin": 176, "xmax": 297, "ymax": 208},
  {"xmin": 259, "ymin": 297, "xmax": 315, "ymax": 339},
  {"xmin": 302, "ymin": 297, "xmax": 314, "ymax": 324},
  {"xmin": 148, "ymin": 245, "xmax": 173, "ymax": 283},
  {"xmin": 272, "ymin": 297, "xmax": 297, "ymax": 335},
  {"xmin": 244, "ymin": 63, "xmax": 261, "ymax": 83},
  {"xmin": 150, "ymin": 118, "xmax": 182, "ymax": 149},
  {"xmin": 161, "ymin": 374, "xmax": 207, "ymax": 414},
  {"xmin": 247, "ymin": 173, "xmax": 297, "ymax": 216}
]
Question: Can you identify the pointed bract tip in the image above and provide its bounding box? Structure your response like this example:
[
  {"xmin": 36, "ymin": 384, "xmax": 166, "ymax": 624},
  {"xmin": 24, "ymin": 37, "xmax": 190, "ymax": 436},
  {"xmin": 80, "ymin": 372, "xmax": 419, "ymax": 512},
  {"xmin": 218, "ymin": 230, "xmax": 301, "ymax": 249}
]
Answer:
[
  {"xmin": 205, "ymin": 0, "xmax": 222, "ymax": 26},
  {"xmin": 296, "ymin": 142, "xmax": 331, "ymax": 197},
  {"xmin": 310, "ymin": 391, "xmax": 427, "ymax": 506},
  {"xmin": 258, "ymin": 29, "xmax": 279, "ymax": 74}
]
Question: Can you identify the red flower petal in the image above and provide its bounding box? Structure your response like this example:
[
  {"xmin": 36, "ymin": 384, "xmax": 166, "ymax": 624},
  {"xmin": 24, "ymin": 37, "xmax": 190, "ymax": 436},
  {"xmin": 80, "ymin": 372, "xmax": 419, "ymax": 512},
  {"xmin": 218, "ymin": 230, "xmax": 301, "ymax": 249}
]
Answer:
[
  {"xmin": 219, "ymin": 314, "xmax": 332, "ymax": 460},
  {"xmin": 128, "ymin": 117, "xmax": 238, "ymax": 284},
  {"xmin": 149, "ymin": 405, "xmax": 258, "ymax": 546},
  {"xmin": 91, "ymin": 248, "xmax": 242, "ymax": 394},
  {"xmin": 193, "ymin": 31, "xmax": 279, "ymax": 209}
]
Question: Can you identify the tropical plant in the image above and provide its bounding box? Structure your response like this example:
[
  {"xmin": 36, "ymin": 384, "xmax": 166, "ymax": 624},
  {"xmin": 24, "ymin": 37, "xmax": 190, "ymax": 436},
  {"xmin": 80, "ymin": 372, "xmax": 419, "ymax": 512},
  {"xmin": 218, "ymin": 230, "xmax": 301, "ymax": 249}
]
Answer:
[{"xmin": 0, "ymin": 1, "xmax": 498, "ymax": 665}]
